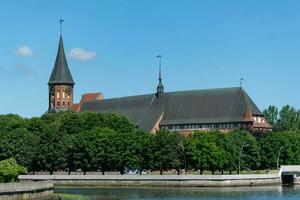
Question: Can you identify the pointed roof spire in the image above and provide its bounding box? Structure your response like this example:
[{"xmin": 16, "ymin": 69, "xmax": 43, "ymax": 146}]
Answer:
[
  {"xmin": 156, "ymin": 55, "xmax": 164, "ymax": 94},
  {"xmin": 48, "ymin": 20, "xmax": 74, "ymax": 85}
]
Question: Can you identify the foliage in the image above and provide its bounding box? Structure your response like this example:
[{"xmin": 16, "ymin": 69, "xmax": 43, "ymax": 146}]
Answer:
[
  {"xmin": 35, "ymin": 124, "xmax": 68, "ymax": 174},
  {"xmin": 263, "ymin": 105, "xmax": 278, "ymax": 129},
  {"xmin": 263, "ymin": 105, "xmax": 300, "ymax": 131},
  {"xmin": 0, "ymin": 158, "xmax": 27, "ymax": 183},
  {"xmin": 150, "ymin": 130, "xmax": 181, "ymax": 174},
  {"xmin": 0, "ymin": 108, "xmax": 300, "ymax": 176}
]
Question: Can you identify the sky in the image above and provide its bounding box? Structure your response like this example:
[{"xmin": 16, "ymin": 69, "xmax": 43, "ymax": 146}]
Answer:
[{"xmin": 0, "ymin": 0, "xmax": 299, "ymax": 117}]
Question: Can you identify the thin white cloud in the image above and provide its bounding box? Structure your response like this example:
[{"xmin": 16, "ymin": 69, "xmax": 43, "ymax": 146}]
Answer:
[
  {"xmin": 69, "ymin": 48, "xmax": 96, "ymax": 61},
  {"xmin": 16, "ymin": 46, "xmax": 33, "ymax": 56}
]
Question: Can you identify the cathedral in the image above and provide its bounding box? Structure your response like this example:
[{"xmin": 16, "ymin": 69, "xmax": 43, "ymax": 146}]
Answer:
[{"xmin": 48, "ymin": 34, "xmax": 272, "ymax": 134}]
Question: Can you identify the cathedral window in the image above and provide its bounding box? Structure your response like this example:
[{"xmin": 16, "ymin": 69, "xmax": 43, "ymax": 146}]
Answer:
[
  {"xmin": 258, "ymin": 117, "xmax": 261, "ymax": 123},
  {"xmin": 57, "ymin": 91, "xmax": 60, "ymax": 99},
  {"xmin": 62, "ymin": 92, "xmax": 65, "ymax": 99}
]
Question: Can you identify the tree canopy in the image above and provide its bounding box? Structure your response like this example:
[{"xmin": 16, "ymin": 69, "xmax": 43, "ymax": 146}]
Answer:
[{"xmin": 0, "ymin": 108, "xmax": 300, "ymax": 176}]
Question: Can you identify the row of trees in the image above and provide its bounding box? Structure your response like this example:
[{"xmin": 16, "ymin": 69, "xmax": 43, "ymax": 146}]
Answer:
[
  {"xmin": 0, "ymin": 111, "xmax": 300, "ymax": 175},
  {"xmin": 263, "ymin": 105, "xmax": 300, "ymax": 131}
]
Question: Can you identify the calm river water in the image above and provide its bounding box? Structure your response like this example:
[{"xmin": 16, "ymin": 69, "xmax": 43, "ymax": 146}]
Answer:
[{"xmin": 54, "ymin": 186, "xmax": 300, "ymax": 200}]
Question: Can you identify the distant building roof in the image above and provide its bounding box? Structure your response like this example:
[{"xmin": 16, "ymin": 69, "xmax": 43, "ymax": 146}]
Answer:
[
  {"xmin": 80, "ymin": 93, "xmax": 104, "ymax": 104},
  {"xmin": 79, "ymin": 87, "xmax": 263, "ymax": 132},
  {"xmin": 71, "ymin": 93, "xmax": 104, "ymax": 112},
  {"xmin": 48, "ymin": 36, "xmax": 74, "ymax": 85}
]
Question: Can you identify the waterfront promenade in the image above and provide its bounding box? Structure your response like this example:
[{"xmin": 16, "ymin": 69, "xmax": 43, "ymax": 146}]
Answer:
[
  {"xmin": 0, "ymin": 181, "xmax": 53, "ymax": 199},
  {"xmin": 19, "ymin": 174, "xmax": 281, "ymax": 187},
  {"xmin": 17, "ymin": 166, "xmax": 300, "ymax": 187}
]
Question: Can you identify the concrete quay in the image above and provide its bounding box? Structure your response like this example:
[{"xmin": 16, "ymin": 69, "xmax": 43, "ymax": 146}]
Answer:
[
  {"xmin": 18, "ymin": 174, "xmax": 281, "ymax": 187},
  {"xmin": 0, "ymin": 181, "xmax": 54, "ymax": 200}
]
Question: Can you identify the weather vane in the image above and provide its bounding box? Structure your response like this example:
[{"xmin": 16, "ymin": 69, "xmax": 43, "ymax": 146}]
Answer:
[
  {"xmin": 240, "ymin": 78, "xmax": 244, "ymax": 87},
  {"xmin": 60, "ymin": 19, "xmax": 64, "ymax": 35}
]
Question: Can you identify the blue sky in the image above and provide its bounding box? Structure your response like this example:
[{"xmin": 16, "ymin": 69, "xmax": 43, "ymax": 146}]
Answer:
[{"xmin": 0, "ymin": 0, "xmax": 299, "ymax": 117}]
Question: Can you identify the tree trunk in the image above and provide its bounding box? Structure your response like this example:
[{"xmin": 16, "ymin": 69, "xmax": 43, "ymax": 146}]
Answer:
[
  {"xmin": 212, "ymin": 170, "xmax": 215, "ymax": 175},
  {"xmin": 160, "ymin": 169, "xmax": 163, "ymax": 175},
  {"xmin": 229, "ymin": 170, "xmax": 232, "ymax": 174},
  {"xmin": 221, "ymin": 169, "xmax": 224, "ymax": 175},
  {"xmin": 102, "ymin": 170, "xmax": 105, "ymax": 175},
  {"xmin": 84, "ymin": 171, "xmax": 86, "ymax": 175},
  {"xmin": 177, "ymin": 169, "xmax": 180, "ymax": 175},
  {"xmin": 68, "ymin": 169, "xmax": 71, "ymax": 175},
  {"xmin": 200, "ymin": 169, "xmax": 203, "ymax": 175}
]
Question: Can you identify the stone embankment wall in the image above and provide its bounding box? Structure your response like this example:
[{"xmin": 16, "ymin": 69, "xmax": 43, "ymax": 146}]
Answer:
[
  {"xmin": 19, "ymin": 174, "xmax": 281, "ymax": 187},
  {"xmin": 0, "ymin": 181, "xmax": 54, "ymax": 200},
  {"xmin": 293, "ymin": 177, "xmax": 300, "ymax": 185}
]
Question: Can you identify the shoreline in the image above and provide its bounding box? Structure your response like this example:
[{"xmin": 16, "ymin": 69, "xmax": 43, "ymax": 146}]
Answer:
[
  {"xmin": 19, "ymin": 174, "xmax": 282, "ymax": 187},
  {"xmin": 0, "ymin": 181, "xmax": 54, "ymax": 200}
]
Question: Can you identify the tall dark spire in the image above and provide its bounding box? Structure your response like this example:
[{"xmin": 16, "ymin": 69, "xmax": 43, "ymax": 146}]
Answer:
[
  {"xmin": 48, "ymin": 20, "xmax": 75, "ymax": 112},
  {"xmin": 156, "ymin": 55, "xmax": 164, "ymax": 94},
  {"xmin": 48, "ymin": 34, "xmax": 74, "ymax": 85}
]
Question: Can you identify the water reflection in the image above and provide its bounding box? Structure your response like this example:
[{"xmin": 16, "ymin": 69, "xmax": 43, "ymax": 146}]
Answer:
[{"xmin": 54, "ymin": 186, "xmax": 300, "ymax": 200}]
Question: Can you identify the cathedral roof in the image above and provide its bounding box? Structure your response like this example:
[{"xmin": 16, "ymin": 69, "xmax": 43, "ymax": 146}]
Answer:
[
  {"xmin": 48, "ymin": 36, "xmax": 74, "ymax": 85},
  {"xmin": 79, "ymin": 87, "xmax": 263, "ymax": 132}
]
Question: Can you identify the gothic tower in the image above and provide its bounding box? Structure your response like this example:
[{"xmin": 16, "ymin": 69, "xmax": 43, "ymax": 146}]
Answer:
[{"xmin": 48, "ymin": 35, "xmax": 74, "ymax": 112}]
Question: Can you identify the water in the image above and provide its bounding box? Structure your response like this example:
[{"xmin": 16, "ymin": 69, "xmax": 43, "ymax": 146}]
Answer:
[{"xmin": 54, "ymin": 186, "xmax": 300, "ymax": 200}]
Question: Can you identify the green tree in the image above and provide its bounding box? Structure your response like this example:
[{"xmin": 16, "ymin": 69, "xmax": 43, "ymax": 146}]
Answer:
[
  {"xmin": 216, "ymin": 132, "xmax": 237, "ymax": 174},
  {"xmin": 0, "ymin": 158, "xmax": 27, "ymax": 183},
  {"xmin": 134, "ymin": 130, "xmax": 152, "ymax": 174},
  {"xmin": 278, "ymin": 105, "xmax": 298, "ymax": 131},
  {"xmin": 79, "ymin": 111, "xmax": 103, "ymax": 131},
  {"xmin": 229, "ymin": 130, "xmax": 261, "ymax": 171},
  {"xmin": 101, "ymin": 113, "xmax": 135, "ymax": 133},
  {"xmin": 188, "ymin": 131, "xmax": 223, "ymax": 174},
  {"xmin": 285, "ymin": 132, "xmax": 300, "ymax": 165},
  {"xmin": 150, "ymin": 130, "xmax": 181, "ymax": 175},
  {"xmin": 35, "ymin": 124, "xmax": 68, "ymax": 174},
  {"xmin": 71, "ymin": 131, "xmax": 94, "ymax": 174},
  {"xmin": 88, "ymin": 127, "xmax": 116, "ymax": 174},
  {"xmin": 0, "ymin": 127, "xmax": 38, "ymax": 170},
  {"xmin": 57, "ymin": 111, "xmax": 83, "ymax": 135},
  {"xmin": 263, "ymin": 105, "xmax": 279, "ymax": 129},
  {"xmin": 0, "ymin": 114, "xmax": 27, "ymax": 132},
  {"xmin": 259, "ymin": 132, "xmax": 291, "ymax": 169}
]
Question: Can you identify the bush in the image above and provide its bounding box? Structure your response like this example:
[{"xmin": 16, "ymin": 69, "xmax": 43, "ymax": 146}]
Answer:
[{"xmin": 0, "ymin": 158, "xmax": 27, "ymax": 183}]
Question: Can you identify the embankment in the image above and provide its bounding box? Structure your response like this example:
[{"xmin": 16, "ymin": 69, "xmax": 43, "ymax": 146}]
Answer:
[
  {"xmin": 0, "ymin": 180, "xmax": 54, "ymax": 200},
  {"xmin": 18, "ymin": 174, "xmax": 280, "ymax": 187}
]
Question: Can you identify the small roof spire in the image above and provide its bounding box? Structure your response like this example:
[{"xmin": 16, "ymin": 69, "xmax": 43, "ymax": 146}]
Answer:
[
  {"xmin": 240, "ymin": 78, "xmax": 244, "ymax": 88},
  {"xmin": 156, "ymin": 55, "xmax": 164, "ymax": 95}
]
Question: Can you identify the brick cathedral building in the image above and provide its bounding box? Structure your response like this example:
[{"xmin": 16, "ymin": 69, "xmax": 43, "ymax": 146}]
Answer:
[{"xmin": 48, "ymin": 34, "xmax": 272, "ymax": 133}]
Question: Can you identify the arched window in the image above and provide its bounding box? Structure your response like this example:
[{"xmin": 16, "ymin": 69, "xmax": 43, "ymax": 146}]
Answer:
[{"xmin": 57, "ymin": 91, "xmax": 60, "ymax": 99}]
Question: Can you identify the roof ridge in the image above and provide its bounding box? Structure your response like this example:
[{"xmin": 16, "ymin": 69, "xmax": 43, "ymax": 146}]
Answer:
[{"xmin": 87, "ymin": 87, "xmax": 242, "ymax": 102}]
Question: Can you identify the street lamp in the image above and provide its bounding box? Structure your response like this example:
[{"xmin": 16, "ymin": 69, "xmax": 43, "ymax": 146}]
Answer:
[
  {"xmin": 178, "ymin": 141, "xmax": 187, "ymax": 174},
  {"xmin": 238, "ymin": 142, "xmax": 249, "ymax": 174},
  {"xmin": 277, "ymin": 146, "xmax": 283, "ymax": 170}
]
